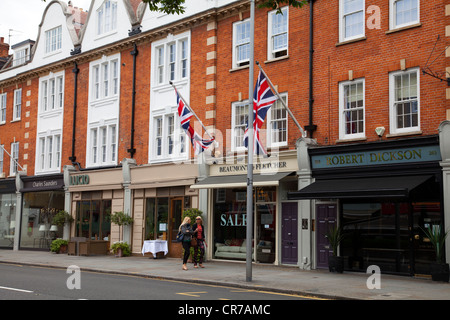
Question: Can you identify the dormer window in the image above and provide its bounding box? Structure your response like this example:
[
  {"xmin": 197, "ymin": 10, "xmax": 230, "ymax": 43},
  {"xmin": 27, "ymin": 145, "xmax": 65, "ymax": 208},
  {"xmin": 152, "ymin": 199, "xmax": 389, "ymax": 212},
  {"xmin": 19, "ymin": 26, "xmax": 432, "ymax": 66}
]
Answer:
[
  {"xmin": 97, "ymin": 0, "xmax": 117, "ymax": 36},
  {"xmin": 45, "ymin": 26, "xmax": 62, "ymax": 54}
]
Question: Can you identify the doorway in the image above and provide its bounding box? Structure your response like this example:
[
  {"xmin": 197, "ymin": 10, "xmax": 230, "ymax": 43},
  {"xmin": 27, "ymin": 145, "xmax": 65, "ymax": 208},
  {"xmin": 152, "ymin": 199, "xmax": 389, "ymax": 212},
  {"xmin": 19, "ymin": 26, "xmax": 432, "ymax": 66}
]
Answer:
[
  {"xmin": 281, "ymin": 202, "xmax": 298, "ymax": 264},
  {"xmin": 316, "ymin": 204, "xmax": 337, "ymax": 269},
  {"xmin": 169, "ymin": 198, "xmax": 183, "ymax": 258}
]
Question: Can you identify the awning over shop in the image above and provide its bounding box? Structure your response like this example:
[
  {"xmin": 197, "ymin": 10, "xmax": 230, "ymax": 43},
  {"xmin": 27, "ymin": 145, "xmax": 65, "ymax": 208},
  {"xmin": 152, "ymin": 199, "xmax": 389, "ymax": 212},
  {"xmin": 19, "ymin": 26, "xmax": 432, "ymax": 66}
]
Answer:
[
  {"xmin": 287, "ymin": 175, "xmax": 433, "ymax": 200},
  {"xmin": 191, "ymin": 171, "xmax": 294, "ymax": 189}
]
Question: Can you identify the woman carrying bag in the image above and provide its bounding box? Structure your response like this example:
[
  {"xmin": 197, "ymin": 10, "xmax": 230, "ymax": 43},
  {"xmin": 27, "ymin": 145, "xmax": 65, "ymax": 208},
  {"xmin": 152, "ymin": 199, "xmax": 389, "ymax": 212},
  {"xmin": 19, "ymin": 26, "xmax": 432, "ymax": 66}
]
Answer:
[
  {"xmin": 179, "ymin": 217, "xmax": 195, "ymax": 271},
  {"xmin": 192, "ymin": 216, "xmax": 207, "ymax": 268}
]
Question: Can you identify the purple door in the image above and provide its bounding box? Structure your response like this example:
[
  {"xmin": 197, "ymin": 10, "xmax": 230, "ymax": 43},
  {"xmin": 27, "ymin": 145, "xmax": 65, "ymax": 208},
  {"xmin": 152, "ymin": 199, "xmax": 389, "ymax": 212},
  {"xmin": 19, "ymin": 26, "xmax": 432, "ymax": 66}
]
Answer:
[
  {"xmin": 281, "ymin": 203, "xmax": 298, "ymax": 264},
  {"xmin": 316, "ymin": 204, "xmax": 337, "ymax": 269}
]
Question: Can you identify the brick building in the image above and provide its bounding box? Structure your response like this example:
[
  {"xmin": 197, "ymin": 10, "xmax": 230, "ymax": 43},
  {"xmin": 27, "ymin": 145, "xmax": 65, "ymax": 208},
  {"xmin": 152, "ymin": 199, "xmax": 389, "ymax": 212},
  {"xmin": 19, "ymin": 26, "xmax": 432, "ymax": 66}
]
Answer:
[{"xmin": 0, "ymin": 0, "xmax": 449, "ymax": 277}]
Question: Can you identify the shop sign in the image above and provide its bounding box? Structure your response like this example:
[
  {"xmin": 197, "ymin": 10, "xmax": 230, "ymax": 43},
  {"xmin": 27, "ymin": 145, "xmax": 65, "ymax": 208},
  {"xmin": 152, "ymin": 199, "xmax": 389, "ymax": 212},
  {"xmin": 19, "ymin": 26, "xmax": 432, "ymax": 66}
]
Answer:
[
  {"xmin": 220, "ymin": 213, "xmax": 247, "ymax": 227},
  {"xmin": 22, "ymin": 177, "xmax": 64, "ymax": 191},
  {"xmin": 69, "ymin": 175, "xmax": 90, "ymax": 186},
  {"xmin": 311, "ymin": 145, "xmax": 441, "ymax": 169},
  {"xmin": 218, "ymin": 161, "xmax": 288, "ymax": 174}
]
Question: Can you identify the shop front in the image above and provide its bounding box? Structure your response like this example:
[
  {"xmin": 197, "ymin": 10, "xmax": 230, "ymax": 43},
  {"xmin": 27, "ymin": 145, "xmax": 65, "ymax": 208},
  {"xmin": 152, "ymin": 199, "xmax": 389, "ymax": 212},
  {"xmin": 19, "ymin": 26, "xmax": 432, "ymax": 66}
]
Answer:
[
  {"xmin": 18, "ymin": 174, "xmax": 65, "ymax": 250},
  {"xmin": 192, "ymin": 151, "xmax": 299, "ymax": 265},
  {"xmin": 129, "ymin": 162, "xmax": 199, "ymax": 258},
  {"xmin": 68, "ymin": 168, "xmax": 124, "ymax": 251},
  {"xmin": 0, "ymin": 179, "xmax": 17, "ymax": 249},
  {"xmin": 288, "ymin": 136, "xmax": 444, "ymax": 276}
]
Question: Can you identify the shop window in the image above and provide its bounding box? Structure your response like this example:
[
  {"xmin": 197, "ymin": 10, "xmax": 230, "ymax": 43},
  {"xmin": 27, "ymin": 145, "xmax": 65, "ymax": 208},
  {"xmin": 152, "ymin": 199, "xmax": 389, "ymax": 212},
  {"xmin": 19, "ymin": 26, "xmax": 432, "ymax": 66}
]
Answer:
[
  {"xmin": 19, "ymin": 191, "xmax": 64, "ymax": 250},
  {"xmin": 0, "ymin": 194, "xmax": 17, "ymax": 248},
  {"xmin": 75, "ymin": 199, "xmax": 111, "ymax": 241},
  {"xmin": 213, "ymin": 187, "xmax": 276, "ymax": 263},
  {"xmin": 145, "ymin": 197, "xmax": 169, "ymax": 240}
]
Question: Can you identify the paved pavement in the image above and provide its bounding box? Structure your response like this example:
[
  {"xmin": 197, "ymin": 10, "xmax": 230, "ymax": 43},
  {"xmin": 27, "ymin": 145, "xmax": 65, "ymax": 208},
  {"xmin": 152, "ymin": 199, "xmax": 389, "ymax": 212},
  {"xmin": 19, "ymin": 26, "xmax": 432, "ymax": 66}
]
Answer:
[{"xmin": 0, "ymin": 249, "xmax": 449, "ymax": 300}]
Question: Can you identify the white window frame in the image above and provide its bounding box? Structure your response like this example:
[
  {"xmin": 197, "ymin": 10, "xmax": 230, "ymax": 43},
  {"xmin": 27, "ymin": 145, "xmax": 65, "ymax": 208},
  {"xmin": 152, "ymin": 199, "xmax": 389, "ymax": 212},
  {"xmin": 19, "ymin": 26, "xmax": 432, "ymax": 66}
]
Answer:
[
  {"xmin": 266, "ymin": 93, "xmax": 288, "ymax": 148},
  {"xmin": 87, "ymin": 123, "xmax": 118, "ymax": 167},
  {"xmin": 339, "ymin": 0, "xmax": 365, "ymax": 43},
  {"xmin": 0, "ymin": 145, "xmax": 4, "ymax": 174},
  {"xmin": 10, "ymin": 142, "xmax": 19, "ymax": 177},
  {"xmin": 232, "ymin": 19, "xmax": 251, "ymax": 68},
  {"xmin": 13, "ymin": 89, "xmax": 21, "ymax": 121},
  {"xmin": 97, "ymin": 0, "xmax": 118, "ymax": 36},
  {"xmin": 389, "ymin": 0, "xmax": 420, "ymax": 30},
  {"xmin": 150, "ymin": 110, "xmax": 189, "ymax": 162},
  {"xmin": 152, "ymin": 36, "xmax": 190, "ymax": 86},
  {"xmin": 267, "ymin": 7, "xmax": 289, "ymax": 60},
  {"xmin": 231, "ymin": 101, "xmax": 250, "ymax": 152},
  {"xmin": 39, "ymin": 72, "xmax": 64, "ymax": 113},
  {"xmin": 0, "ymin": 93, "xmax": 6, "ymax": 124},
  {"xmin": 339, "ymin": 78, "xmax": 366, "ymax": 140},
  {"xmin": 45, "ymin": 26, "xmax": 62, "ymax": 54},
  {"xmin": 36, "ymin": 133, "xmax": 62, "ymax": 174},
  {"xmin": 90, "ymin": 57, "xmax": 120, "ymax": 102},
  {"xmin": 389, "ymin": 68, "xmax": 420, "ymax": 135}
]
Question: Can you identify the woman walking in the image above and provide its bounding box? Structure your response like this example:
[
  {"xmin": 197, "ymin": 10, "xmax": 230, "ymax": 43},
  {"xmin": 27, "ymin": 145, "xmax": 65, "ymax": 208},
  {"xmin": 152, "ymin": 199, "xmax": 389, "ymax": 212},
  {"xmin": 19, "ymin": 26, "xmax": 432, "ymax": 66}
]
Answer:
[
  {"xmin": 192, "ymin": 216, "xmax": 207, "ymax": 268},
  {"xmin": 179, "ymin": 217, "xmax": 195, "ymax": 271}
]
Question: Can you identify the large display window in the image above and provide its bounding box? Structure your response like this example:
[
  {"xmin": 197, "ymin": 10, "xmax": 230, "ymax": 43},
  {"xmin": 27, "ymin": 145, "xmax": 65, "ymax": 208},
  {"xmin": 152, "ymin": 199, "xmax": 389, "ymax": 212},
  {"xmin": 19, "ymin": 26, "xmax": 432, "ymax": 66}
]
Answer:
[
  {"xmin": 213, "ymin": 187, "xmax": 276, "ymax": 263},
  {"xmin": 20, "ymin": 191, "xmax": 64, "ymax": 249},
  {"xmin": 74, "ymin": 192, "xmax": 111, "ymax": 241},
  {"xmin": 0, "ymin": 193, "xmax": 17, "ymax": 248}
]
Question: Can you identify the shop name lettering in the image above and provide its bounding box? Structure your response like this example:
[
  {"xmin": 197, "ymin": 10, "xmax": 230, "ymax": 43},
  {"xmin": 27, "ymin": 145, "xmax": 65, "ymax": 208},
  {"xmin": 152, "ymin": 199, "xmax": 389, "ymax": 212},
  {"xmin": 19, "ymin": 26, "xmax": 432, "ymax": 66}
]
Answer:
[
  {"xmin": 313, "ymin": 146, "xmax": 441, "ymax": 169},
  {"xmin": 69, "ymin": 175, "xmax": 90, "ymax": 186},
  {"xmin": 326, "ymin": 149, "xmax": 422, "ymax": 166},
  {"xmin": 32, "ymin": 180, "xmax": 59, "ymax": 188},
  {"xmin": 220, "ymin": 214, "xmax": 247, "ymax": 227},
  {"xmin": 219, "ymin": 162, "xmax": 287, "ymax": 173}
]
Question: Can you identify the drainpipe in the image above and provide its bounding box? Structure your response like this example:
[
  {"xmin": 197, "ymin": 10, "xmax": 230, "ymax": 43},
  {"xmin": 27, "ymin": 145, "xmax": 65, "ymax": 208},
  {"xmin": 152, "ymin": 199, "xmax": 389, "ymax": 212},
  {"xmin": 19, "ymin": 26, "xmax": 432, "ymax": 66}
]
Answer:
[
  {"xmin": 69, "ymin": 62, "xmax": 79, "ymax": 166},
  {"xmin": 128, "ymin": 43, "xmax": 138, "ymax": 158},
  {"xmin": 305, "ymin": 0, "xmax": 317, "ymax": 138}
]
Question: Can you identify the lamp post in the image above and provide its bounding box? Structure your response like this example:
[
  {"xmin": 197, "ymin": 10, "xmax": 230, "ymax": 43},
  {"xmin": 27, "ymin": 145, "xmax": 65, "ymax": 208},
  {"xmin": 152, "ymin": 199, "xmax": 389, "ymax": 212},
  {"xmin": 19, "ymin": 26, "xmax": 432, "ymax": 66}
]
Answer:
[{"xmin": 246, "ymin": 0, "xmax": 255, "ymax": 283}]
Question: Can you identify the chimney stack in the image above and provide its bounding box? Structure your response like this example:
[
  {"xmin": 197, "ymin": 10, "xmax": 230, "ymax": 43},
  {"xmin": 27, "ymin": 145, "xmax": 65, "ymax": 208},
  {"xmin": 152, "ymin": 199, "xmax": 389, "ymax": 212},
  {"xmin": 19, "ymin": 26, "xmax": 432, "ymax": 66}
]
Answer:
[{"xmin": 0, "ymin": 37, "xmax": 10, "ymax": 58}]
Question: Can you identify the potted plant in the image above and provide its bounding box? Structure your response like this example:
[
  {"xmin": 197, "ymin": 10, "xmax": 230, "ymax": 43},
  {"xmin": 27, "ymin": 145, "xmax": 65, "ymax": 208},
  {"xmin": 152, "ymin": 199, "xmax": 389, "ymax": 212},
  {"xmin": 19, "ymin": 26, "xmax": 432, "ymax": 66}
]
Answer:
[
  {"xmin": 110, "ymin": 211, "xmax": 134, "ymax": 242},
  {"xmin": 52, "ymin": 210, "xmax": 74, "ymax": 227},
  {"xmin": 326, "ymin": 225, "xmax": 345, "ymax": 273},
  {"xmin": 110, "ymin": 241, "xmax": 131, "ymax": 257},
  {"xmin": 422, "ymin": 225, "xmax": 449, "ymax": 282},
  {"xmin": 50, "ymin": 239, "xmax": 68, "ymax": 254}
]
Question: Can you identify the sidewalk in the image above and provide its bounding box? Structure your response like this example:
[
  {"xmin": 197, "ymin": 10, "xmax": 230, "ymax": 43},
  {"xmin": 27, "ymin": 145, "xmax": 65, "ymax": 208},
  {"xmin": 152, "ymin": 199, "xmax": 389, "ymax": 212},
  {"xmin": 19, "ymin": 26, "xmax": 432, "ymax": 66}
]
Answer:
[{"xmin": 0, "ymin": 249, "xmax": 449, "ymax": 300}]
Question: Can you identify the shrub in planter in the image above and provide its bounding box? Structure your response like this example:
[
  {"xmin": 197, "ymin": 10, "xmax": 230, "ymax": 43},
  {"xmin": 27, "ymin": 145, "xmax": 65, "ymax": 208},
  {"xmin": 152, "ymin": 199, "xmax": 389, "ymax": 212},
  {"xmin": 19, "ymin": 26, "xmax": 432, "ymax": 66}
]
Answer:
[
  {"xmin": 326, "ymin": 225, "xmax": 345, "ymax": 273},
  {"xmin": 111, "ymin": 242, "xmax": 131, "ymax": 257},
  {"xmin": 422, "ymin": 225, "xmax": 449, "ymax": 282},
  {"xmin": 50, "ymin": 239, "xmax": 68, "ymax": 254}
]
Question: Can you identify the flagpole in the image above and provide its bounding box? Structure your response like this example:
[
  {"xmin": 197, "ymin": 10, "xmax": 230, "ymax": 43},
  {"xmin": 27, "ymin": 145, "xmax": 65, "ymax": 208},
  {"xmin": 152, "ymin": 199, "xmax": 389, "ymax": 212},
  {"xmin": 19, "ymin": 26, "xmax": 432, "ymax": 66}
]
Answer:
[
  {"xmin": 169, "ymin": 81, "xmax": 215, "ymax": 141},
  {"xmin": 255, "ymin": 61, "xmax": 306, "ymax": 137},
  {"xmin": 246, "ymin": 0, "xmax": 255, "ymax": 283},
  {"xmin": 0, "ymin": 144, "xmax": 24, "ymax": 171}
]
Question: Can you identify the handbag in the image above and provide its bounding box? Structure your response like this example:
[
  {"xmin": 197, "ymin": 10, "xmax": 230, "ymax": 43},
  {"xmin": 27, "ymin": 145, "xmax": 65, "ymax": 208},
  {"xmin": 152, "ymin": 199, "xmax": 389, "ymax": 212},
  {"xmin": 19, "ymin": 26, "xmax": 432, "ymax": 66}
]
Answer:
[
  {"xmin": 191, "ymin": 237, "xmax": 197, "ymax": 247},
  {"xmin": 176, "ymin": 231, "xmax": 183, "ymax": 243}
]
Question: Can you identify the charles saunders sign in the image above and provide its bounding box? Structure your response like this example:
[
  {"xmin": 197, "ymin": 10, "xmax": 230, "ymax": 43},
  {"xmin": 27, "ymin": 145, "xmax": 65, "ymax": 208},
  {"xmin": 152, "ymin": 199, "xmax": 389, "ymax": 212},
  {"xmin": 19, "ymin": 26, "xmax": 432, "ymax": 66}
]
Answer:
[{"xmin": 311, "ymin": 145, "xmax": 441, "ymax": 169}]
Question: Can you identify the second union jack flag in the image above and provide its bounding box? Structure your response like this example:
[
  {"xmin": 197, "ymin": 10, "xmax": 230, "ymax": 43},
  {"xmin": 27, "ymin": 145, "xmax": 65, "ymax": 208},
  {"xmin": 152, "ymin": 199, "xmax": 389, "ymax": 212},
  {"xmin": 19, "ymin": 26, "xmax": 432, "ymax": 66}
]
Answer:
[{"xmin": 244, "ymin": 70, "xmax": 278, "ymax": 156}]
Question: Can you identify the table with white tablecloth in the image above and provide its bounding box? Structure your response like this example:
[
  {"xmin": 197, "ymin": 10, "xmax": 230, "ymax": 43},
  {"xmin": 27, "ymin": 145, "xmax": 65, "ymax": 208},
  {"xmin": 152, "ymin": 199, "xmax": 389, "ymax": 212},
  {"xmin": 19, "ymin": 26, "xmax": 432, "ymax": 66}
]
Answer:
[{"xmin": 141, "ymin": 240, "xmax": 168, "ymax": 258}]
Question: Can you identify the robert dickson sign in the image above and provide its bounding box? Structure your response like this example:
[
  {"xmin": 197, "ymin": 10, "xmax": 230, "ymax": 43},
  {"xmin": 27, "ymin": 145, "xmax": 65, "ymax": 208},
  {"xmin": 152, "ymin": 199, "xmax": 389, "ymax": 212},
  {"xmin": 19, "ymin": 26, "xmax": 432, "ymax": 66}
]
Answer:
[{"xmin": 311, "ymin": 145, "xmax": 441, "ymax": 169}]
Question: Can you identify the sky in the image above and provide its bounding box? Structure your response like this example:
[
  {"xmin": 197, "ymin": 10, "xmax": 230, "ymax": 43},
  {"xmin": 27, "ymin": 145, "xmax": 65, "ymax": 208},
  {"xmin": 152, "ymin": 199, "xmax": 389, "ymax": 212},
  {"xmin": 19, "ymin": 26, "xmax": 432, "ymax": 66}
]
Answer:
[{"xmin": 0, "ymin": 0, "xmax": 92, "ymax": 51}]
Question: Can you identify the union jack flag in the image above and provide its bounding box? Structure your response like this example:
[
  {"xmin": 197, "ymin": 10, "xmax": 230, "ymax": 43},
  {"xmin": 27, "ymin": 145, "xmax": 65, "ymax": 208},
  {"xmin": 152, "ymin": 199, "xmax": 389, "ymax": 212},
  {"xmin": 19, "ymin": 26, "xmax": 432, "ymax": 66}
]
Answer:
[
  {"xmin": 176, "ymin": 89, "xmax": 193, "ymax": 131},
  {"xmin": 175, "ymin": 89, "xmax": 215, "ymax": 155},
  {"xmin": 244, "ymin": 70, "xmax": 278, "ymax": 156}
]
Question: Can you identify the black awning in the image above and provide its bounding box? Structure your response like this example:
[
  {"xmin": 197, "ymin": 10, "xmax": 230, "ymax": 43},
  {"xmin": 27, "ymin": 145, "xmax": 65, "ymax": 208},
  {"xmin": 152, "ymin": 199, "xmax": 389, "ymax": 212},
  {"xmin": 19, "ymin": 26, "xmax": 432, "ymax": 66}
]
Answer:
[{"xmin": 287, "ymin": 175, "xmax": 433, "ymax": 200}]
